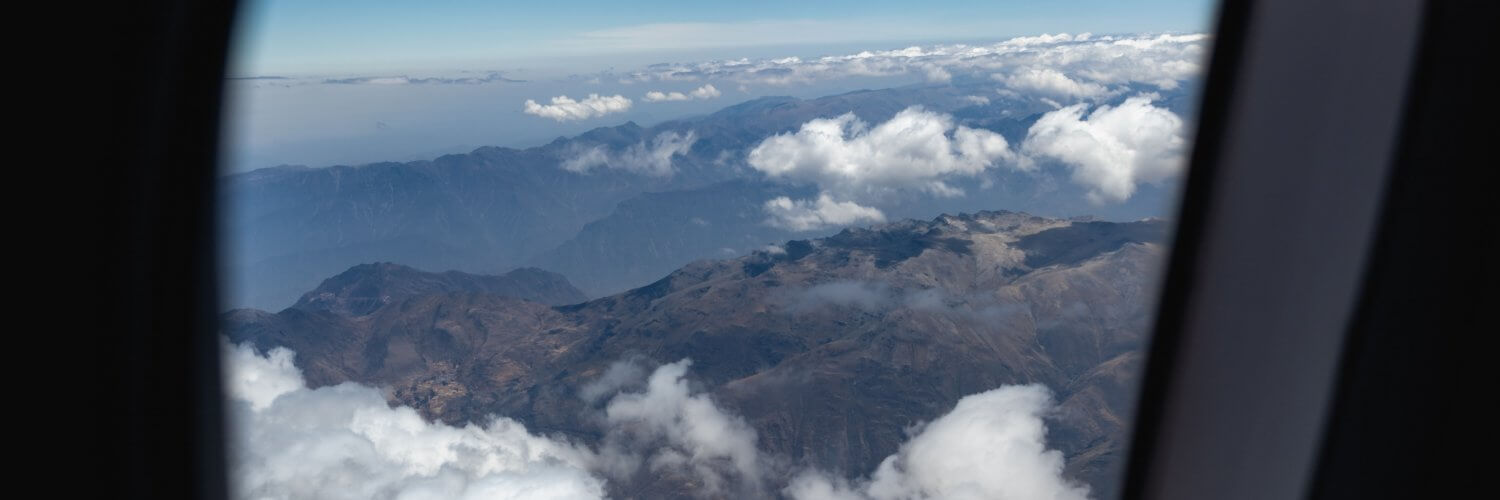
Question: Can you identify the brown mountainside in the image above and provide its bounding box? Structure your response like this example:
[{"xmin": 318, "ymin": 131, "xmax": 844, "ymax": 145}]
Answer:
[{"xmin": 224, "ymin": 210, "xmax": 1168, "ymax": 498}]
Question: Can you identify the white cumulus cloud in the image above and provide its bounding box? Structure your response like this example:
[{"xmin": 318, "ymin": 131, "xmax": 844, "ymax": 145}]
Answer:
[
  {"xmin": 996, "ymin": 68, "xmax": 1113, "ymax": 100},
  {"xmin": 748, "ymin": 106, "xmax": 1015, "ymax": 231},
  {"xmin": 763, "ymin": 193, "xmax": 887, "ymax": 232},
  {"xmin": 644, "ymin": 84, "xmax": 723, "ymax": 102},
  {"xmin": 228, "ymin": 342, "xmax": 1090, "ymax": 500},
  {"xmin": 749, "ymin": 106, "xmax": 1016, "ymax": 196},
  {"xmin": 607, "ymin": 33, "xmax": 1207, "ymax": 105},
  {"xmin": 523, "ymin": 93, "xmax": 633, "ymax": 121},
  {"xmin": 1020, "ymin": 95, "xmax": 1187, "ymax": 203},
  {"xmin": 227, "ymin": 343, "xmax": 777, "ymax": 500},
  {"xmin": 784, "ymin": 385, "xmax": 1091, "ymax": 500},
  {"xmin": 223, "ymin": 342, "xmax": 607, "ymax": 500}
]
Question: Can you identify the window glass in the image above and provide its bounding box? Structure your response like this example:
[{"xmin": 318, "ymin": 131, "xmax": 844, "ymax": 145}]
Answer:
[{"xmin": 220, "ymin": 2, "xmax": 1216, "ymax": 498}]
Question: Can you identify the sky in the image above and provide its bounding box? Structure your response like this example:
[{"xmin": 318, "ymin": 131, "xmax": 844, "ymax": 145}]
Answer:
[
  {"xmin": 233, "ymin": 0, "xmax": 1215, "ymax": 76},
  {"xmin": 222, "ymin": 0, "xmax": 1217, "ymax": 173}
]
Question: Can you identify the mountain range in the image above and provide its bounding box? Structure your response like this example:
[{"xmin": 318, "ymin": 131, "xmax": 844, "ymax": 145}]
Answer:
[
  {"xmin": 223, "ymin": 81, "xmax": 1192, "ymax": 310},
  {"xmin": 224, "ymin": 210, "xmax": 1168, "ymax": 499}
]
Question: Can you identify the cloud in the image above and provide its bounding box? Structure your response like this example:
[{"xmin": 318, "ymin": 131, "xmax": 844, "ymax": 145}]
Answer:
[
  {"xmin": 748, "ymin": 106, "xmax": 1014, "ymax": 230},
  {"xmin": 561, "ymin": 131, "xmax": 697, "ymax": 176},
  {"xmin": 227, "ymin": 342, "xmax": 775, "ymax": 499},
  {"xmin": 763, "ymin": 194, "xmax": 887, "ymax": 232},
  {"xmin": 322, "ymin": 72, "xmax": 525, "ymax": 85},
  {"xmin": 644, "ymin": 92, "xmax": 685, "ymax": 102},
  {"xmin": 227, "ymin": 75, "xmax": 291, "ymax": 81},
  {"xmin": 523, "ymin": 94, "xmax": 633, "ymax": 121},
  {"xmin": 784, "ymin": 385, "xmax": 1091, "ymax": 500},
  {"xmin": 961, "ymin": 95, "xmax": 991, "ymax": 106},
  {"xmin": 995, "ymin": 68, "xmax": 1113, "ymax": 100},
  {"xmin": 644, "ymin": 84, "xmax": 723, "ymax": 102},
  {"xmin": 1020, "ymin": 96, "xmax": 1187, "ymax": 203},
  {"xmin": 580, "ymin": 359, "xmax": 650, "ymax": 404},
  {"xmin": 228, "ymin": 72, "xmax": 527, "ymax": 87},
  {"xmin": 223, "ymin": 342, "xmax": 607, "ymax": 500},
  {"xmin": 599, "ymin": 359, "xmax": 773, "ymax": 497},
  {"xmin": 749, "ymin": 106, "xmax": 1016, "ymax": 196},
  {"xmin": 228, "ymin": 341, "xmax": 1084, "ymax": 499},
  {"xmin": 566, "ymin": 20, "xmax": 937, "ymax": 54},
  {"xmin": 789, "ymin": 280, "xmax": 893, "ymax": 312},
  {"xmin": 223, "ymin": 343, "xmax": 305, "ymax": 411},
  {"xmin": 786, "ymin": 282, "xmax": 1030, "ymax": 324},
  {"xmin": 605, "ymin": 33, "xmax": 1207, "ymax": 103}
]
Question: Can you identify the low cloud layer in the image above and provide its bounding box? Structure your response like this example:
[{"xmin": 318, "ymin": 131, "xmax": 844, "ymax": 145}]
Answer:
[
  {"xmin": 225, "ymin": 343, "xmax": 770, "ymax": 499},
  {"xmin": 644, "ymin": 84, "xmax": 723, "ymax": 102},
  {"xmin": 223, "ymin": 342, "xmax": 607, "ymax": 500},
  {"xmin": 598, "ymin": 359, "xmax": 773, "ymax": 496},
  {"xmin": 321, "ymin": 72, "xmax": 525, "ymax": 86},
  {"xmin": 786, "ymin": 281, "xmax": 1032, "ymax": 326},
  {"xmin": 785, "ymin": 385, "xmax": 1091, "ymax": 500},
  {"xmin": 609, "ymin": 33, "xmax": 1205, "ymax": 101},
  {"xmin": 228, "ymin": 342, "xmax": 1082, "ymax": 499},
  {"xmin": 1020, "ymin": 96, "xmax": 1186, "ymax": 203},
  {"xmin": 748, "ymin": 106, "xmax": 1016, "ymax": 231},
  {"xmin": 788, "ymin": 280, "xmax": 895, "ymax": 312},
  {"xmin": 524, "ymin": 93, "xmax": 633, "ymax": 121},
  {"xmin": 561, "ymin": 131, "xmax": 697, "ymax": 176},
  {"xmin": 996, "ymin": 68, "xmax": 1113, "ymax": 101},
  {"xmin": 230, "ymin": 71, "xmax": 527, "ymax": 87}
]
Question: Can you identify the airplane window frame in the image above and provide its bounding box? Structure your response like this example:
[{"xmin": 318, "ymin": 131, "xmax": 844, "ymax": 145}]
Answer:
[{"xmin": 87, "ymin": 0, "xmax": 1489, "ymax": 498}]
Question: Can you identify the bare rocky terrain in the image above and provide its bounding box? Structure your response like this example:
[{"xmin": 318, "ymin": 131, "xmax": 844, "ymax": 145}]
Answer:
[{"xmin": 224, "ymin": 210, "xmax": 1168, "ymax": 499}]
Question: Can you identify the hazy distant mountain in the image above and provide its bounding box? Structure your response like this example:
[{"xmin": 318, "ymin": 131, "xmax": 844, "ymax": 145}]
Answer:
[
  {"xmin": 220, "ymin": 132, "xmax": 691, "ymax": 311},
  {"xmin": 529, "ymin": 179, "xmax": 816, "ymax": 296},
  {"xmin": 224, "ymin": 81, "xmax": 1192, "ymax": 311},
  {"xmin": 225, "ymin": 211, "xmax": 1167, "ymax": 498}
]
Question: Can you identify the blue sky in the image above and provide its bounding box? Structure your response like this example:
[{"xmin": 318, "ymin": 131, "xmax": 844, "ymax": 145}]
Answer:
[
  {"xmin": 223, "ymin": 1, "xmax": 1217, "ymax": 173},
  {"xmin": 233, "ymin": 0, "xmax": 1216, "ymax": 76}
]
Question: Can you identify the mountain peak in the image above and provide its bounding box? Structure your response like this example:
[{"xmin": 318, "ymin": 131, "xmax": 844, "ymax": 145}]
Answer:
[
  {"xmin": 292, "ymin": 263, "xmax": 587, "ymax": 316},
  {"xmin": 227, "ymin": 210, "xmax": 1172, "ymax": 499}
]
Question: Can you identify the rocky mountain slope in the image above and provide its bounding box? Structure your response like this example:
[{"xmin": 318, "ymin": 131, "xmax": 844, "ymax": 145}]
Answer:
[
  {"xmin": 224, "ymin": 211, "xmax": 1168, "ymax": 498},
  {"xmin": 292, "ymin": 263, "xmax": 587, "ymax": 316}
]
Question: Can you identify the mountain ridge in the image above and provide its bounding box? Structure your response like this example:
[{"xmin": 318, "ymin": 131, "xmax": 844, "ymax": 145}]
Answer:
[
  {"xmin": 292, "ymin": 263, "xmax": 587, "ymax": 316},
  {"xmin": 221, "ymin": 83, "xmax": 1103, "ymax": 311},
  {"xmin": 224, "ymin": 210, "xmax": 1166, "ymax": 499}
]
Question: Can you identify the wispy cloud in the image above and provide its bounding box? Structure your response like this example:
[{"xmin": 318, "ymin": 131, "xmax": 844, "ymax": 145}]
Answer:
[
  {"xmin": 524, "ymin": 93, "xmax": 634, "ymax": 121},
  {"xmin": 597, "ymin": 359, "xmax": 774, "ymax": 496},
  {"xmin": 322, "ymin": 71, "xmax": 526, "ymax": 85},
  {"xmin": 604, "ymin": 33, "xmax": 1206, "ymax": 98},
  {"xmin": 763, "ymin": 194, "xmax": 887, "ymax": 232},
  {"xmin": 643, "ymin": 84, "xmax": 723, "ymax": 102},
  {"xmin": 561, "ymin": 131, "xmax": 697, "ymax": 176},
  {"xmin": 227, "ymin": 71, "xmax": 526, "ymax": 86},
  {"xmin": 226, "ymin": 75, "xmax": 291, "ymax": 81},
  {"xmin": 564, "ymin": 20, "xmax": 937, "ymax": 54}
]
